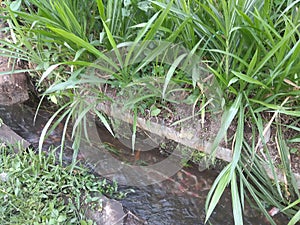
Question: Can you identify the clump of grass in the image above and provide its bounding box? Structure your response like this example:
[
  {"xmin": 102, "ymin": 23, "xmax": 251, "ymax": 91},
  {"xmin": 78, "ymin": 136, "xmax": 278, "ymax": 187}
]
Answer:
[
  {"xmin": 155, "ymin": 0, "xmax": 300, "ymax": 224},
  {"xmin": 0, "ymin": 143, "xmax": 125, "ymax": 224}
]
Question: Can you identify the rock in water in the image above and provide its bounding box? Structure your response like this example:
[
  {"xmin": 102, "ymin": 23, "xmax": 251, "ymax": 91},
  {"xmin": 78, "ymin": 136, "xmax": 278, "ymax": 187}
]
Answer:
[{"xmin": 85, "ymin": 195, "xmax": 125, "ymax": 225}]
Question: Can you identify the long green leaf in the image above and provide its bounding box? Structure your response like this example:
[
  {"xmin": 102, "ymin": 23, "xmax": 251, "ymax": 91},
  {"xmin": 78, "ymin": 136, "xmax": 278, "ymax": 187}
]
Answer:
[
  {"xmin": 94, "ymin": 110, "xmax": 114, "ymax": 137},
  {"xmin": 251, "ymin": 24, "xmax": 300, "ymax": 76},
  {"xmin": 144, "ymin": 0, "xmax": 174, "ymax": 41},
  {"xmin": 39, "ymin": 63, "xmax": 62, "ymax": 85},
  {"xmin": 96, "ymin": 0, "xmax": 106, "ymax": 21},
  {"xmin": 132, "ymin": 107, "xmax": 138, "ymax": 153},
  {"xmin": 247, "ymin": 49, "xmax": 258, "ymax": 76},
  {"xmin": 239, "ymin": 169, "xmax": 276, "ymax": 225},
  {"xmin": 48, "ymin": 27, "xmax": 117, "ymax": 69},
  {"xmin": 72, "ymin": 103, "xmax": 95, "ymax": 133},
  {"xmin": 101, "ymin": 19, "xmax": 123, "ymax": 66},
  {"xmin": 205, "ymin": 164, "xmax": 231, "ymax": 223},
  {"xmin": 209, "ymin": 93, "xmax": 242, "ymax": 159},
  {"xmin": 38, "ymin": 103, "xmax": 70, "ymax": 155},
  {"xmin": 231, "ymin": 172, "xmax": 243, "ymax": 225},
  {"xmin": 124, "ymin": 12, "xmax": 160, "ymax": 67},
  {"xmin": 162, "ymin": 53, "xmax": 187, "ymax": 98},
  {"xmin": 59, "ymin": 108, "xmax": 73, "ymax": 164},
  {"xmin": 288, "ymin": 210, "xmax": 300, "ymax": 225},
  {"xmin": 232, "ymin": 71, "xmax": 269, "ymax": 89},
  {"xmin": 231, "ymin": 105, "xmax": 244, "ymax": 173}
]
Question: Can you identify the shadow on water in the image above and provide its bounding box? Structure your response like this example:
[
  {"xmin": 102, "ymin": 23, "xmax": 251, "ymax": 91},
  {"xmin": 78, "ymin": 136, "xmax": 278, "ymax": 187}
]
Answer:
[{"xmin": 0, "ymin": 102, "xmax": 289, "ymax": 225}]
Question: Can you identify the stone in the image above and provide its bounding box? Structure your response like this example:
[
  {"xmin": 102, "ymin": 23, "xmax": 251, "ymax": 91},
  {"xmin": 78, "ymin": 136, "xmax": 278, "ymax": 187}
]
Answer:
[
  {"xmin": 85, "ymin": 195, "xmax": 125, "ymax": 225},
  {"xmin": 0, "ymin": 56, "xmax": 29, "ymax": 105},
  {"xmin": 0, "ymin": 19, "xmax": 29, "ymax": 105},
  {"xmin": 0, "ymin": 123, "xmax": 30, "ymax": 149}
]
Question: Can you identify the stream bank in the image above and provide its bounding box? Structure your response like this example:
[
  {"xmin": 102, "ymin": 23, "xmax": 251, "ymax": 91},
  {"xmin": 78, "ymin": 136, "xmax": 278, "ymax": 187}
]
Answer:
[
  {"xmin": 0, "ymin": 102, "xmax": 290, "ymax": 224},
  {"xmin": 94, "ymin": 93, "xmax": 300, "ymax": 189},
  {"xmin": 0, "ymin": 106, "xmax": 144, "ymax": 225}
]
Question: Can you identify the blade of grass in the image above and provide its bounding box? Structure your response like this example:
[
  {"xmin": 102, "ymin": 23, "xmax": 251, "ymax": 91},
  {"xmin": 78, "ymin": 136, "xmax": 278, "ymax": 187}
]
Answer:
[
  {"xmin": 38, "ymin": 102, "xmax": 71, "ymax": 157},
  {"xmin": 231, "ymin": 105, "xmax": 244, "ymax": 173},
  {"xmin": 238, "ymin": 169, "xmax": 277, "ymax": 225},
  {"xmin": 129, "ymin": 0, "xmax": 174, "ymax": 69},
  {"xmin": 59, "ymin": 108, "xmax": 73, "ymax": 164},
  {"xmin": 94, "ymin": 109, "xmax": 114, "ymax": 137},
  {"xmin": 251, "ymin": 24, "xmax": 300, "ymax": 76},
  {"xmin": 132, "ymin": 107, "xmax": 137, "ymax": 153},
  {"xmin": 47, "ymin": 27, "xmax": 118, "ymax": 69},
  {"xmin": 287, "ymin": 210, "xmax": 300, "ymax": 225},
  {"xmin": 209, "ymin": 93, "xmax": 242, "ymax": 159},
  {"xmin": 96, "ymin": 0, "xmax": 106, "ymax": 21},
  {"xmin": 205, "ymin": 164, "xmax": 231, "ymax": 223},
  {"xmin": 162, "ymin": 53, "xmax": 187, "ymax": 98},
  {"xmin": 231, "ymin": 172, "xmax": 243, "ymax": 225},
  {"xmin": 232, "ymin": 71, "xmax": 269, "ymax": 89},
  {"xmin": 144, "ymin": 0, "xmax": 174, "ymax": 41},
  {"xmin": 101, "ymin": 19, "xmax": 123, "ymax": 67},
  {"xmin": 124, "ymin": 12, "xmax": 160, "ymax": 67}
]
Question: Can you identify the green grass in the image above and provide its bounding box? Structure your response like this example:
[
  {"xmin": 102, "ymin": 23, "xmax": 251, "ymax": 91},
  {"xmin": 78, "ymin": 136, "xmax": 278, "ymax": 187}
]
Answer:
[
  {"xmin": 0, "ymin": 143, "xmax": 126, "ymax": 225},
  {"xmin": 0, "ymin": 0, "xmax": 300, "ymax": 224}
]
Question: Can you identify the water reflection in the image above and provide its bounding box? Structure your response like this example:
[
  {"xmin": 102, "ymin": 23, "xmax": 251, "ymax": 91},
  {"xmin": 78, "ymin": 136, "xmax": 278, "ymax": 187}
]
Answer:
[{"xmin": 0, "ymin": 103, "xmax": 288, "ymax": 225}]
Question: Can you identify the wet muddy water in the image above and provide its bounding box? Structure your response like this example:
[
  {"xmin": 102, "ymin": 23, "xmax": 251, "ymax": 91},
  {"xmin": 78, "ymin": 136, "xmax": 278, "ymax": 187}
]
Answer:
[{"xmin": 0, "ymin": 103, "xmax": 288, "ymax": 225}]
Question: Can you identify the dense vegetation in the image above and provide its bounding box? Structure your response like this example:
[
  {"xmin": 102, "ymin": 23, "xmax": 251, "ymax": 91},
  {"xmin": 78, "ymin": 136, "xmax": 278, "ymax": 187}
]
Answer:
[
  {"xmin": 0, "ymin": 0, "xmax": 300, "ymax": 224},
  {"xmin": 0, "ymin": 143, "xmax": 126, "ymax": 224}
]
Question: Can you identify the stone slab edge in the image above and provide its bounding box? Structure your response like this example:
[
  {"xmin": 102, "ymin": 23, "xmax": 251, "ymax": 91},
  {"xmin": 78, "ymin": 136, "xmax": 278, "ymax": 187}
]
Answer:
[
  {"xmin": 0, "ymin": 19, "xmax": 29, "ymax": 106},
  {"xmin": 0, "ymin": 123, "xmax": 30, "ymax": 149},
  {"xmin": 96, "ymin": 103, "xmax": 300, "ymax": 189}
]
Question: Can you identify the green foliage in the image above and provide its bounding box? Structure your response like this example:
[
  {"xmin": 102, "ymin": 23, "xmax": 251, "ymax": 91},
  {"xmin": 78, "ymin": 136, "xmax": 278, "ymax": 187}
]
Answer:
[
  {"xmin": 156, "ymin": 1, "xmax": 300, "ymax": 224},
  {"xmin": 1, "ymin": 0, "xmax": 300, "ymax": 224},
  {"xmin": 0, "ymin": 144, "xmax": 125, "ymax": 224}
]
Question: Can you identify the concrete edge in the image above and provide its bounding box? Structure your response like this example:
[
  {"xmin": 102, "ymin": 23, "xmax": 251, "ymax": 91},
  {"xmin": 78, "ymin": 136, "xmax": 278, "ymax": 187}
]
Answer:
[{"xmin": 96, "ymin": 103, "xmax": 300, "ymax": 189}]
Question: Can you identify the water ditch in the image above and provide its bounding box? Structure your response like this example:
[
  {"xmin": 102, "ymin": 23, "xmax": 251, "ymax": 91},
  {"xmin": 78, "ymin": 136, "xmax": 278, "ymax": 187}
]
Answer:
[{"xmin": 0, "ymin": 102, "xmax": 289, "ymax": 225}]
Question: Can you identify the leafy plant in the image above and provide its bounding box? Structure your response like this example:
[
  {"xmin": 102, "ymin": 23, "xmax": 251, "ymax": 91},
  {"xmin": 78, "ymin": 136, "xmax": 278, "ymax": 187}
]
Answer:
[
  {"xmin": 0, "ymin": 143, "xmax": 125, "ymax": 224},
  {"xmin": 155, "ymin": 0, "xmax": 300, "ymax": 224}
]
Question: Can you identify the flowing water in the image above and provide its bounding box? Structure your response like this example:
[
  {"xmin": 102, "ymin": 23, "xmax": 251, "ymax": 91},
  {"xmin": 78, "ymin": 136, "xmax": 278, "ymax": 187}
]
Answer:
[{"xmin": 0, "ymin": 102, "xmax": 288, "ymax": 225}]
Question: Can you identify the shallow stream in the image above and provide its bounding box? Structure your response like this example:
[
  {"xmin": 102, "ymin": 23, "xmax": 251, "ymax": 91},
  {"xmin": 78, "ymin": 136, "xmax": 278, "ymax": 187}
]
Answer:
[{"xmin": 0, "ymin": 103, "xmax": 288, "ymax": 225}]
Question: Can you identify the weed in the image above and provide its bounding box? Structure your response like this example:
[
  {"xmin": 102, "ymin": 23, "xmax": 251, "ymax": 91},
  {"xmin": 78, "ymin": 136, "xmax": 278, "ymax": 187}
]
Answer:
[{"xmin": 0, "ymin": 143, "xmax": 125, "ymax": 224}]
